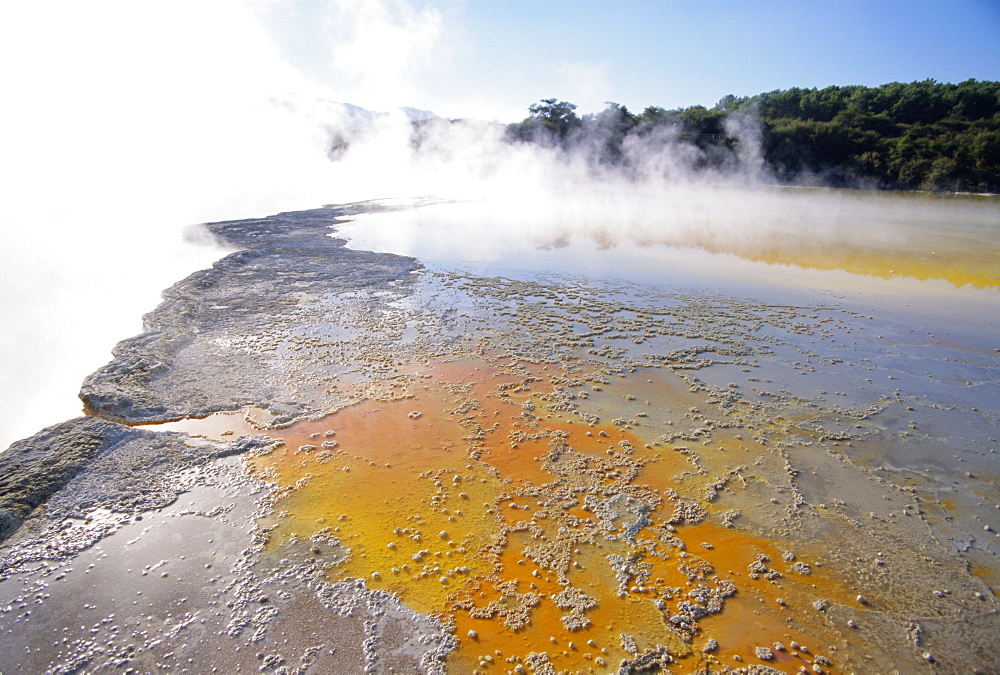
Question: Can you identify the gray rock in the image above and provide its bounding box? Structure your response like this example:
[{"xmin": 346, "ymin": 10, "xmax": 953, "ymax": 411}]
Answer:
[
  {"xmin": 0, "ymin": 417, "xmax": 116, "ymax": 541},
  {"xmin": 0, "ymin": 416, "xmax": 279, "ymax": 543}
]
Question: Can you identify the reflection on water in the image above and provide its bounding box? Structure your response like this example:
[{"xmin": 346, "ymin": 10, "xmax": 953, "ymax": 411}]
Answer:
[{"xmin": 334, "ymin": 188, "xmax": 1000, "ymax": 290}]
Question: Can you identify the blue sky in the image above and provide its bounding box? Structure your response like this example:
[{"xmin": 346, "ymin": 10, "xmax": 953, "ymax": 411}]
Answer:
[{"xmin": 262, "ymin": 0, "xmax": 1000, "ymax": 119}]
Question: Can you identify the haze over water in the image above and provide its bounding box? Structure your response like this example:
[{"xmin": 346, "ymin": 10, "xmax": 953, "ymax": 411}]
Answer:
[{"xmin": 337, "ymin": 190, "xmax": 1000, "ymax": 297}]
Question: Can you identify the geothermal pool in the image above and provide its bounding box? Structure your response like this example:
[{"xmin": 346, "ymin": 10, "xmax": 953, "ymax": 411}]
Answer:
[{"xmin": 0, "ymin": 191, "xmax": 997, "ymax": 673}]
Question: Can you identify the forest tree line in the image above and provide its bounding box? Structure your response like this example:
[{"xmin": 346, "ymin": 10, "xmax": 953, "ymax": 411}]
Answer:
[{"xmin": 502, "ymin": 80, "xmax": 1000, "ymax": 192}]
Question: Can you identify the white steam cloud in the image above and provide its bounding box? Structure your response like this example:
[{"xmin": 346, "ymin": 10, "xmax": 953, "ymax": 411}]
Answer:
[
  {"xmin": 324, "ymin": 0, "xmax": 446, "ymax": 111},
  {"xmin": 0, "ymin": 0, "xmax": 349, "ymax": 448}
]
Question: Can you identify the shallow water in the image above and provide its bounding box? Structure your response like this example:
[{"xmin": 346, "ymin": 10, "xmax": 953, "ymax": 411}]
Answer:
[
  {"xmin": 3, "ymin": 193, "xmax": 998, "ymax": 673},
  {"xmin": 333, "ymin": 188, "xmax": 1000, "ymax": 291}
]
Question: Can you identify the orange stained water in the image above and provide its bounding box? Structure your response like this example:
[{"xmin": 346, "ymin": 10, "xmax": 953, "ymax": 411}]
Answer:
[
  {"xmin": 676, "ymin": 192, "xmax": 1000, "ymax": 290},
  {"xmin": 197, "ymin": 355, "xmax": 866, "ymax": 671},
  {"xmin": 689, "ymin": 230, "xmax": 1000, "ymax": 290},
  {"xmin": 449, "ymin": 529, "xmax": 690, "ymax": 672},
  {"xmin": 251, "ymin": 387, "xmax": 506, "ymax": 612},
  {"xmin": 970, "ymin": 566, "xmax": 1000, "ymax": 597},
  {"xmin": 684, "ymin": 524, "xmax": 859, "ymax": 662},
  {"xmin": 447, "ymin": 506, "xmax": 859, "ymax": 671},
  {"xmin": 142, "ymin": 409, "xmax": 258, "ymax": 440}
]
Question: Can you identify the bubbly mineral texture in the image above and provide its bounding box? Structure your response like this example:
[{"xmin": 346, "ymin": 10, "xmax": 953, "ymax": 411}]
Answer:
[{"xmin": 2, "ymin": 201, "xmax": 998, "ymax": 673}]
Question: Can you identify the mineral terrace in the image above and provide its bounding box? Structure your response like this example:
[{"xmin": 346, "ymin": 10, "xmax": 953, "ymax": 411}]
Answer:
[{"xmin": 1, "ymin": 202, "xmax": 997, "ymax": 674}]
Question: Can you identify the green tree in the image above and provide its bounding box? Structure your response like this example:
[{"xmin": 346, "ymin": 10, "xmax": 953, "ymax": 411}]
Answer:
[
  {"xmin": 528, "ymin": 99, "xmax": 582, "ymax": 139},
  {"xmin": 501, "ymin": 81, "xmax": 1000, "ymax": 192},
  {"xmin": 583, "ymin": 102, "xmax": 638, "ymax": 164},
  {"xmin": 506, "ymin": 99, "xmax": 582, "ymax": 147},
  {"xmin": 714, "ymin": 94, "xmax": 746, "ymax": 112}
]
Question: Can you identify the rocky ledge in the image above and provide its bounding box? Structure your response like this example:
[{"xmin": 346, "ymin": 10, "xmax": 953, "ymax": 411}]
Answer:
[
  {"xmin": 79, "ymin": 205, "xmax": 420, "ymax": 426},
  {"xmin": 0, "ymin": 416, "xmax": 277, "ymax": 546}
]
